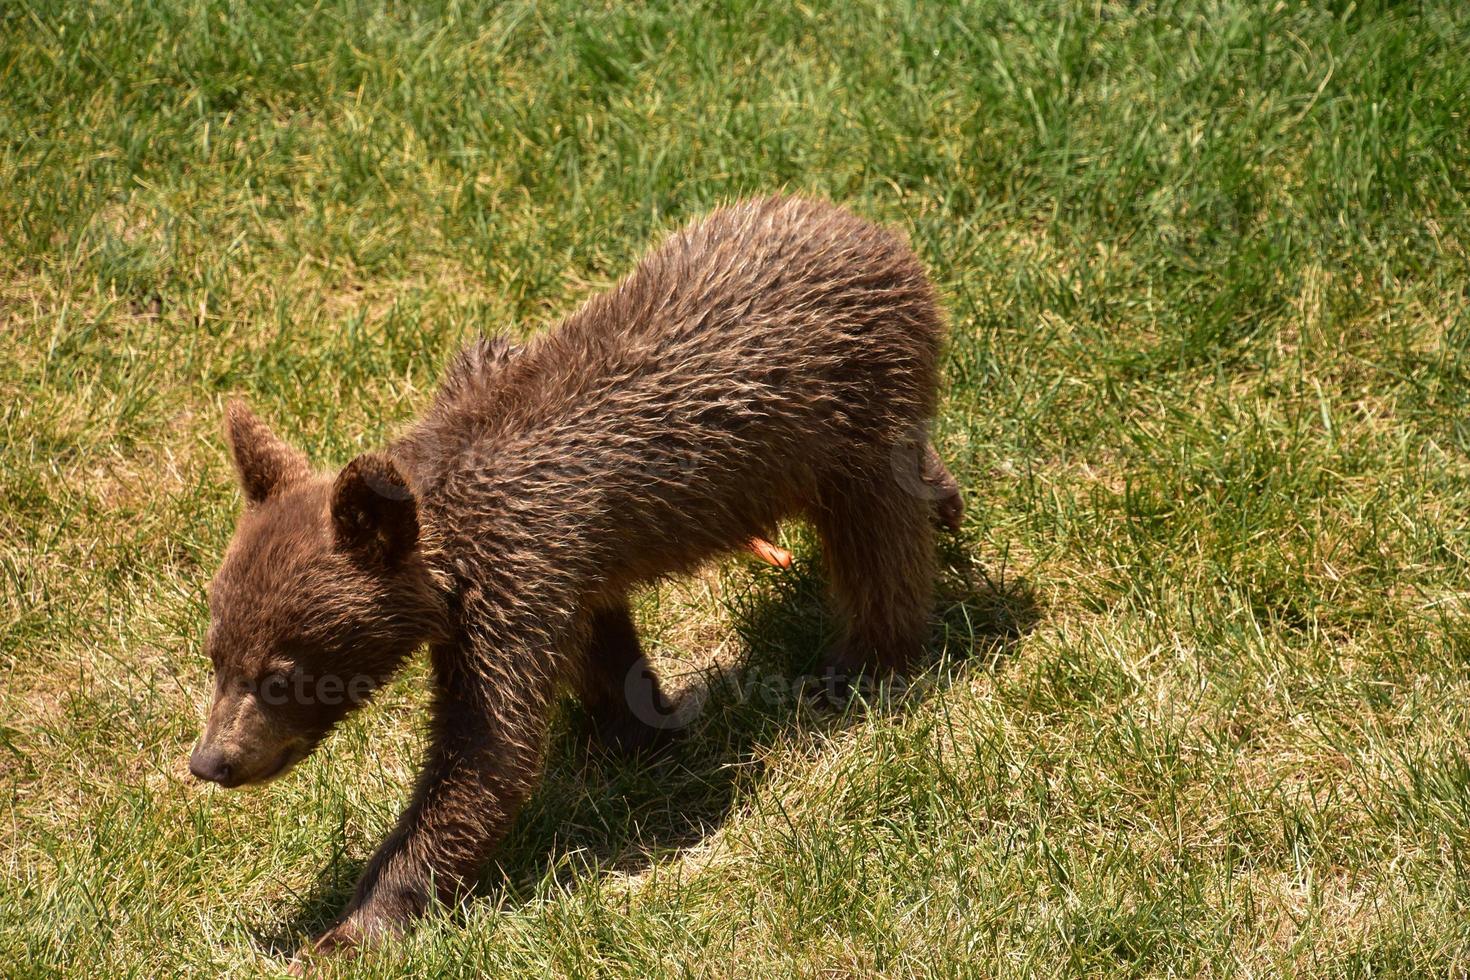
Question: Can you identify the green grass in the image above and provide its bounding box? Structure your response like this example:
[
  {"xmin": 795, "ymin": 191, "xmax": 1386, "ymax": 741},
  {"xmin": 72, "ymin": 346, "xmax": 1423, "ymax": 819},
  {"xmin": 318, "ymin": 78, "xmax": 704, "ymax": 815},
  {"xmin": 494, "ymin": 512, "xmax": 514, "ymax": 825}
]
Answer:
[{"xmin": 4, "ymin": 0, "xmax": 1470, "ymax": 974}]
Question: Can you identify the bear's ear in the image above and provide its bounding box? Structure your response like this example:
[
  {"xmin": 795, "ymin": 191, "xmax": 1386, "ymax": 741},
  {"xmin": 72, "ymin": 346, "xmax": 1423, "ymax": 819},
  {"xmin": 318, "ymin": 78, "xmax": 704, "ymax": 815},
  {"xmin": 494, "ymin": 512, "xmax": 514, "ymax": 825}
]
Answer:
[
  {"xmin": 225, "ymin": 400, "xmax": 311, "ymax": 505},
  {"xmin": 331, "ymin": 453, "xmax": 418, "ymax": 566}
]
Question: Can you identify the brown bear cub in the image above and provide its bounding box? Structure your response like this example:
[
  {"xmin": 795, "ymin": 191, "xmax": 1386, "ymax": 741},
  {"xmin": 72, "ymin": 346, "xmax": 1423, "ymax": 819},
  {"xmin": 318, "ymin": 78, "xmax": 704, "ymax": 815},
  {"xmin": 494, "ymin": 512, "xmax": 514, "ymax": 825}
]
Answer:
[{"xmin": 189, "ymin": 195, "xmax": 962, "ymax": 958}]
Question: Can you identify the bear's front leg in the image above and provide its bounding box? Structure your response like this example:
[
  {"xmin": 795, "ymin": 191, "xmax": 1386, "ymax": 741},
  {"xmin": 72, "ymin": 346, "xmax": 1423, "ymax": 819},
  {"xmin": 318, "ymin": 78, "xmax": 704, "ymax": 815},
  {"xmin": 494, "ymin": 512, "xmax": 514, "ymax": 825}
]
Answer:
[{"xmin": 295, "ymin": 637, "xmax": 551, "ymax": 965}]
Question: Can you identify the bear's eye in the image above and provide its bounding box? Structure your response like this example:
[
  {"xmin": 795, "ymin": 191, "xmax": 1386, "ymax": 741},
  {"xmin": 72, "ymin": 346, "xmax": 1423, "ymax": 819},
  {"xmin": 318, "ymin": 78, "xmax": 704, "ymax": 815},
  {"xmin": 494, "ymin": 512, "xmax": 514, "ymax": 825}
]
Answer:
[{"xmin": 252, "ymin": 669, "xmax": 293, "ymax": 705}]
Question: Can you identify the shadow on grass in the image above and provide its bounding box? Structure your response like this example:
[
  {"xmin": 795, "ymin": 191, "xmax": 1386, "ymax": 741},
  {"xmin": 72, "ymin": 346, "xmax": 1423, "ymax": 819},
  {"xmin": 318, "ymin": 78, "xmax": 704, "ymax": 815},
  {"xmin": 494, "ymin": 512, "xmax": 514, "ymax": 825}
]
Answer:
[{"xmin": 252, "ymin": 540, "xmax": 1040, "ymax": 955}]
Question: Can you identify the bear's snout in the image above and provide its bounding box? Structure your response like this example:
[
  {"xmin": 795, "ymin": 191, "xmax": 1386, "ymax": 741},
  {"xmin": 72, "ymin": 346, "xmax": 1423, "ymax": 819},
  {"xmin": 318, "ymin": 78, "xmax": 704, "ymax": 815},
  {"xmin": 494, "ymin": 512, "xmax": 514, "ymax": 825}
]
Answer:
[{"xmin": 188, "ymin": 741, "xmax": 233, "ymax": 785}]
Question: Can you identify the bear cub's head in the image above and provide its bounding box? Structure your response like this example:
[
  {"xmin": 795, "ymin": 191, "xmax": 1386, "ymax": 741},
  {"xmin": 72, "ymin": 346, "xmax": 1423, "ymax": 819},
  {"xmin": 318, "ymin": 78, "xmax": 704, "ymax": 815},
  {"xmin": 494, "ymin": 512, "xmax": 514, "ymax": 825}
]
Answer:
[{"xmin": 189, "ymin": 401, "xmax": 445, "ymax": 788}]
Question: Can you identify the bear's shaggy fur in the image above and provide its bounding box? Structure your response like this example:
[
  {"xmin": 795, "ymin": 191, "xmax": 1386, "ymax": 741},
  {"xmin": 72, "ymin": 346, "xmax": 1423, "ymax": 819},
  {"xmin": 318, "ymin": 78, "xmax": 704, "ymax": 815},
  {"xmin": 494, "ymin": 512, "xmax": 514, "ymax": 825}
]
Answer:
[{"xmin": 191, "ymin": 196, "xmax": 961, "ymax": 957}]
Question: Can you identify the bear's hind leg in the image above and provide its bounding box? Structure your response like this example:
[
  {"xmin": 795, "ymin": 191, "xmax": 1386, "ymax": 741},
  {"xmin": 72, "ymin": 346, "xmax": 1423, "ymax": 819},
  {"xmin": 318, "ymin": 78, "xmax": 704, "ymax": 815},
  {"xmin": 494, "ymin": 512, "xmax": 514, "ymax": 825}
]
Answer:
[
  {"xmin": 574, "ymin": 602, "xmax": 675, "ymax": 755},
  {"xmin": 811, "ymin": 466, "xmax": 936, "ymax": 677}
]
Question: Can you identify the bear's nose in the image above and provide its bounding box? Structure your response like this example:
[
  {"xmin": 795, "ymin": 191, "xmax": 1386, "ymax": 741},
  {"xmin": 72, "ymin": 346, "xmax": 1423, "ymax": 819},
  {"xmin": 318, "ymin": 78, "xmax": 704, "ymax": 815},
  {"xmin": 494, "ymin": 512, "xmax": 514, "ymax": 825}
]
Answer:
[{"xmin": 189, "ymin": 742, "xmax": 232, "ymax": 785}]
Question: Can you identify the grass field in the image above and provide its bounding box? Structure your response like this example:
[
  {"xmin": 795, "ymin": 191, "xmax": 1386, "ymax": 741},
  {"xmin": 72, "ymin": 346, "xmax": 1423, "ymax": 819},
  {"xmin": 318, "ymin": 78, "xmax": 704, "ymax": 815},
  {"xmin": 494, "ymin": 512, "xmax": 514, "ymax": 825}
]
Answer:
[{"xmin": 4, "ymin": 0, "xmax": 1470, "ymax": 975}]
